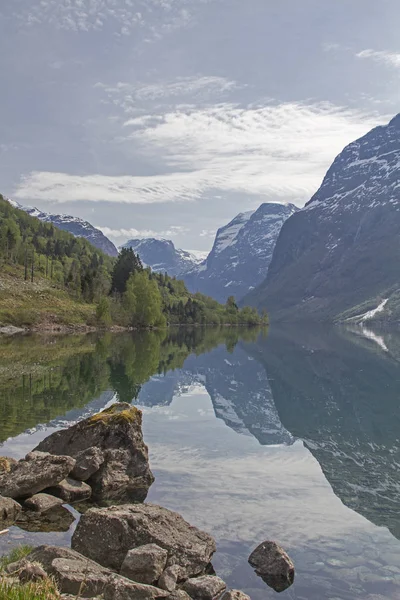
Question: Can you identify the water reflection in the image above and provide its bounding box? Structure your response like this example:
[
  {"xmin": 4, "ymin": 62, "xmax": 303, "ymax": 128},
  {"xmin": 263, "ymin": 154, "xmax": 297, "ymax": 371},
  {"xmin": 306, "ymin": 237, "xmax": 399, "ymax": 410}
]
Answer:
[{"xmin": 0, "ymin": 325, "xmax": 400, "ymax": 599}]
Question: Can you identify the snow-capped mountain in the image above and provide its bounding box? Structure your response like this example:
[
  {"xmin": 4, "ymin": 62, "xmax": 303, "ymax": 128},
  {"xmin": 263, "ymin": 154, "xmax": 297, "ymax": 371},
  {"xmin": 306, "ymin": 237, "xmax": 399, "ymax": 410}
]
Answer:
[
  {"xmin": 246, "ymin": 113, "xmax": 400, "ymax": 322},
  {"xmin": 8, "ymin": 199, "xmax": 118, "ymax": 257},
  {"xmin": 121, "ymin": 238, "xmax": 204, "ymax": 277},
  {"xmin": 185, "ymin": 203, "xmax": 298, "ymax": 303}
]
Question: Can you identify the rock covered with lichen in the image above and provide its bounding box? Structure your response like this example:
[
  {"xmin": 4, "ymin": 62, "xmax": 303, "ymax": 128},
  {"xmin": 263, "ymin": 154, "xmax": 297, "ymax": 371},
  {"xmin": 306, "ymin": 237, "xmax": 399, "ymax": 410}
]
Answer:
[{"xmin": 34, "ymin": 403, "xmax": 154, "ymax": 502}]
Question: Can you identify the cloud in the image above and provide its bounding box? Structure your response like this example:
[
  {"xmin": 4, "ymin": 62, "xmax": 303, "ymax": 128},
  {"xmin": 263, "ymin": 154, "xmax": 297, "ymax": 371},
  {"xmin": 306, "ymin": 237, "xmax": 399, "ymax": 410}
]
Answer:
[
  {"xmin": 98, "ymin": 225, "xmax": 189, "ymax": 242},
  {"xmin": 14, "ymin": 101, "xmax": 385, "ymax": 206},
  {"xmin": 9, "ymin": 0, "xmax": 216, "ymax": 36},
  {"xmin": 98, "ymin": 76, "xmax": 240, "ymax": 106},
  {"xmin": 356, "ymin": 49, "xmax": 400, "ymax": 69}
]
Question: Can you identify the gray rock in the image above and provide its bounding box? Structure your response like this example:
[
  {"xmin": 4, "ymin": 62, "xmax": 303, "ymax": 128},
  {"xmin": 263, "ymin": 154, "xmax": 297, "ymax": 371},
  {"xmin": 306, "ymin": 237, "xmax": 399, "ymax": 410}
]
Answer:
[
  {"xmin": 248, "ymin": 541, "xmax": 295, "ymax": 593},
  {"xmin": 120, "ymin": 544, "xmax": 168, "ymax": 585},
  {"xmin": 24, "ymin": 493, "xmax": 64, "ymax": 513},
  {"xmin": 71, "ymin": 447, "xmax": 104, "ymax": 482},
  {"xmin": 17, "ymin": 560, "xmax": 47, "ymax": 583},
  {"xmin": 16, "ymin": 505, "xmax": 75, "ymax": 533},
  {"xmin": 169, "ymin": 592, "xmax": 192, "ymax": 600},
  {"xmin": 158, "ymin": 565, "xmax": 181, "ymax": 592},
  {"xmin": 104, "ymin": 575, "xmax": 170, "ymax": 600},
  {"xmin": 72, "ymin": 503, "xmax": 216, "ymax": 578},
  {"xmin": 21, "ymin": 545, "xmax": 113, "ymax": 596},
  {"xmin": 222, "ymin": 591, "xmax": 251, "ymax": 600},
  {"xmin": 0, "ymin": 452, "xmax": 76, "ymax": 499},
  {"xmin": 0, "ymin": 495, "xmax": 21, "ymax": 524},
  {"xmin": 45, "ymin": 478, "xmax": 92, "ymax": 503},
  {"xmin": 182, "ymin": 576, "xmax": 227, "ymax": 600},
  {"xmin": 35, "ymin": 403, "xmax": 154, "ymax": 502}
]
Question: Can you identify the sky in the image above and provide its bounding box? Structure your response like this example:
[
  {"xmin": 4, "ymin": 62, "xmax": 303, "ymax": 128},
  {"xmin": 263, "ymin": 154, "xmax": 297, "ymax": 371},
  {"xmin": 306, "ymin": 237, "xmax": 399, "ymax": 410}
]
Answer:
[{"xmin": 1, "ymin": 0, "xmax": 400, "ymax": 251}]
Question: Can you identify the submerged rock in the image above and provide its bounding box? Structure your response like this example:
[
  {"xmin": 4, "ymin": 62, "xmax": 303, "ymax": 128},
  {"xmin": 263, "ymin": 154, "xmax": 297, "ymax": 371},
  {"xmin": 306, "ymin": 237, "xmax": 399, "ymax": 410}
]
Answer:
[
  {"xmin": 0, "ymin": 452, "xmax": 75, "ymax": 499},
  {"xmin": 24, "ymin": 493, "xmax": 64, "ymax": 513},
  {"xmin": 0, "ymin": 495, "xmax": 21, "ymax": 524},
  {"xmin": 35, "ymin": 403, "xmax": 154, "ymax": 502},
  {"xmin": 72, "ymin": 503, "xmax": 216, "ymax": 577},
  {"xmin": 248, "ymin": 541, "xmax": 295, "ymax": 593},
  {"xmin": 120, "ymin": 544, "xmax": 168, "ymax": 585},
  {"xmin": 16, "ymin": 505, "xmax": 75, "ymax": 533},
  {"xmin": 182, "ymin": 575, "xmax": 227, "ymax": 600},
  {"xmin": 45, "ymin": 478, "xmax": 92, "ymax": 503}
]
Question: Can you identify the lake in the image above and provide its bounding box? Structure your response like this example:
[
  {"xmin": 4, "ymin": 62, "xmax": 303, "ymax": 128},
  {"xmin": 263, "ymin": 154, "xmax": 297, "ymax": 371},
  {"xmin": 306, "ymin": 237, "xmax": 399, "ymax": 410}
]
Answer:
[{"xmin": 0, "ymin": 325, "xmax": 399, "ymax": 600}]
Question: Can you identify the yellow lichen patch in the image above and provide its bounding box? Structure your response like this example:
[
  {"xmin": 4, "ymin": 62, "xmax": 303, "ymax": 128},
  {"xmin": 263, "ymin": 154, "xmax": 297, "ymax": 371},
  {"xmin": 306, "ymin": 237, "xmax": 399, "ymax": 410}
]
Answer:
[
  {"xmin": 87, "ymin": 404, "xmax": 141, "ymax": 427},
  {"xmin": 0, "ymin": 457, "xmax": 13, "ymax": 474}
]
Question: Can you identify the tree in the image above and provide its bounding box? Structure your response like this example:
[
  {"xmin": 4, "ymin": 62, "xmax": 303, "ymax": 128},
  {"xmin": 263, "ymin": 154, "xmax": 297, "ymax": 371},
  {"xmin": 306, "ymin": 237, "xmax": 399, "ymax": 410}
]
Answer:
[
  {"xmin": 124, "ymin": 271, "xmax": 166, "ymax": 328},
  {"xmin": 96, "ymin": 297, "xmax": 112, "ymax": 327},
  {"xmin": 111, "ymin": 248, "xmax": 143, "ymax": 295}
]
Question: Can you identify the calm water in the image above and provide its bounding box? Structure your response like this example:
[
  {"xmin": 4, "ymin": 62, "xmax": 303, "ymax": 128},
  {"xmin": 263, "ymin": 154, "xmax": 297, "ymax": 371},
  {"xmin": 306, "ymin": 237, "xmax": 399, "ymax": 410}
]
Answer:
[{"xmin": 0, "ymin": 325, "xmax": 399, "ymax": 599}]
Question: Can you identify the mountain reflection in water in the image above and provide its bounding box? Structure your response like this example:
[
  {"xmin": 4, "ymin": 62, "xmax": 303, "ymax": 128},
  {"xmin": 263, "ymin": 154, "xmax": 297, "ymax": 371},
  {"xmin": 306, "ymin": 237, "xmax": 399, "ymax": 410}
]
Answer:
[{"xmin": 0, "ymin": 325, "xmax": 399, "ymax": 599}]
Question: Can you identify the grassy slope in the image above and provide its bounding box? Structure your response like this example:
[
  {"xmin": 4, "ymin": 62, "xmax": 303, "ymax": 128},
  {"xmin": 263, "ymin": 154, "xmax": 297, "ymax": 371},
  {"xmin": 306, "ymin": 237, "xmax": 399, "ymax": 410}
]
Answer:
[{"xmin": 0, "ymin": 264, "xmax": 96, "ymax": 328}]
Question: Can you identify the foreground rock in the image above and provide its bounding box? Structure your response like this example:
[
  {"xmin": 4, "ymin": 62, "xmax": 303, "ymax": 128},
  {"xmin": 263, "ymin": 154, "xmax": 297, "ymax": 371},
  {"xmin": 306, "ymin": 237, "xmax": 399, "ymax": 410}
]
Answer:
[
  {"xmin": 11, "ymin": 545, "xmax": 170, "ymax": 599},
  {"xmin": 222, "ymin": 592, "xmax": 251, "ymax": 600},
  {"xmin": 70, "ymin": 447, "xmax": 104, "ymax": 482},
  {"xmin": 35, "ymin": 403, "xmax": 154, "ymax": 502},
  {"xmin": 248, "ymin": 541, "xmax": 295, "ymax": 593},
  {"xmin": 120, "ymin": 544, "xmax": 168, "ymax": 584},
  {"xmin": 158, "ymin": 565, "xmax": 181, "ymax": 592},
  {"xmin": 24, "ymin": 493, "xmax": 64, "ymax": 513},
  {"xmin": 45, "ymin": 478, "xmax": 92, "ymax": 503},
  {"xmin": 182, "ymin": 575, "xmax": 226, "ymax": 600},
  {"xmin": 0, "ymin": 452, "xmax": 75, "ymax": 499},
  {"xmin": 104, "ymin": 576, "xmax": 170, "ymax": 600},
  {"xmin": 0, "ymin": 495, "xmax": 21, "ymax": 524},
  {"xmin": 72, "ymin": 503, "xmax": 216, "ymax": 577}
]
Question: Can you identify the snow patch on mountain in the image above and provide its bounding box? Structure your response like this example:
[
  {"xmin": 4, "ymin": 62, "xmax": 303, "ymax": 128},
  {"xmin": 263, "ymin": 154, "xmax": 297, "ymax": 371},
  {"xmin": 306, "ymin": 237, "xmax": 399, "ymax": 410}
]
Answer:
[{"xmin": 7, "ymin": 198, "xmax": 118, "ymax": 256}]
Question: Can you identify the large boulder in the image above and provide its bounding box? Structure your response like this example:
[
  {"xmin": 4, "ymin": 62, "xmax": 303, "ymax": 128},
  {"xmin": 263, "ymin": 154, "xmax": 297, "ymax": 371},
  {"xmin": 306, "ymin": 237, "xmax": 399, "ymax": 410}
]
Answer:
[
  {"xmin": 182, "ymin": 576, "xmax": 226, "ymax": 600},
  {"xmin": 0, "ymin": 495, "xmax": 21, "ymax": 524},
  {"xmin": 158, "ymin": 565, "xmax": 182, "ymax": 592},
  {"xmin": 248, "ymin": 541, "xmax": 295, "ymax": 593},
  {"xmin": 72, "ymin": 503, "xmax": 216, "ymax": 577},
  {"xmin": 45, "ymin": 478, "xmax": 92, "ymax": 503},
  {"xmin": 120, "ymin": 544, "xmax": 168, "ymax": 584},
  {"xmin": 0, "ymin": 452, "xmax": 75, "ymax": 499},
  {"xmin": 35, "ymin": 403, "xmax": 154, "ymax": 502}
]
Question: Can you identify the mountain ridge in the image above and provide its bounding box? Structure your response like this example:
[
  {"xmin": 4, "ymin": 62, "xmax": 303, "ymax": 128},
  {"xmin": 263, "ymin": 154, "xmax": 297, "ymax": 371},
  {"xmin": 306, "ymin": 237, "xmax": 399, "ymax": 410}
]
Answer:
[
  {"xmin": 7, "ymin": 199, "xmax": 118, "ymax": 257},
  {"xmin": 245, "ymin": 113, "xmax": 400, "ymax": 322}
]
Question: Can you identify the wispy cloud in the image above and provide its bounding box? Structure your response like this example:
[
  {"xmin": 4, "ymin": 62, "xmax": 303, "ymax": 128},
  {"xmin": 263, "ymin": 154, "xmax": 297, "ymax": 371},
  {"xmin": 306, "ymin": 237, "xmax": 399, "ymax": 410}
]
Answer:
[
  {"xmin": 356, "ymin": 49, "xmax": 400, "ymax": 69},
  {"xmin": 9, "ymin": 0, "xmax": 216, "ymax": 36},
  {"xmin": 15, "ymin": 101, "xmax": 384, "ymax": 206},
  {"xmin": 98, "ymin": 224, "xmax": 189, "ymax": 242}
]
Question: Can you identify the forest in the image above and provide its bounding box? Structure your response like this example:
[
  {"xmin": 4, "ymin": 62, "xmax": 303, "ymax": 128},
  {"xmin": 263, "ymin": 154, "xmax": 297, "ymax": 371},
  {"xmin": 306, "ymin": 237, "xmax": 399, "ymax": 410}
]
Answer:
[{"xmin": 0, "ymin": 195, "xmax": 268, "ymax": 328}]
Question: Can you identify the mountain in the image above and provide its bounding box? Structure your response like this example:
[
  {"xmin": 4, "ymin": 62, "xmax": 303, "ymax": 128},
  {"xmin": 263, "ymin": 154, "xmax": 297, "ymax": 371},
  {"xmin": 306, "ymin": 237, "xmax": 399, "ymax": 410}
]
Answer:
[
  {"xmin": 245, "ymin": 114, "xmax": 400, "ymax": 322},
  {"xmin": 8, "ymin": 199, "xmax": 118, "ymax": 257},
  {"xmin": 248, "ymin": 325, "xmax": 400, "ymax": 540},
  {"xmin": 185, "ymin": 203, "xmax": 298, "ymax": 303},
  {"xmin": 122, "ymin": 238, "xmax": 204, "ymax": 277}
]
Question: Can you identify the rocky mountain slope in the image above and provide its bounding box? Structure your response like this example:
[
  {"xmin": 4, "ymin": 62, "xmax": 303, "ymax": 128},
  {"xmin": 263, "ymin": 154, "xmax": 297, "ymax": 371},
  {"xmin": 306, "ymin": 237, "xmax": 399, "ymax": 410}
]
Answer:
[
  {"xmin": 122, "ymin": 238, "xmax": 203, "ymax": 277},
  {"xmin": 8, "ymin": 199, "xmax": 118, "ymax": 257},
  {"xmin": 185, "ymin": 203, "xmax": 297, "ymax": 303},
  {"xmin": 245, "ymin": 114, "xmax": 400, "ymax": 322}
]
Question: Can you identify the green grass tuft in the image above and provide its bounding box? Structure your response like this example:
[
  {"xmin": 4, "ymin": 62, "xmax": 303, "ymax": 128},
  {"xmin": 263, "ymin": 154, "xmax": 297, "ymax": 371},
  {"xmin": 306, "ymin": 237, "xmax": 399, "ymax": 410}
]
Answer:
[
  {"xmin": 0, "ymin": 577, "xmax": 60, "ymax": 599},
  {"xmin": 0, "ymin": 546, "xmax": 34, "ymax": 570}
]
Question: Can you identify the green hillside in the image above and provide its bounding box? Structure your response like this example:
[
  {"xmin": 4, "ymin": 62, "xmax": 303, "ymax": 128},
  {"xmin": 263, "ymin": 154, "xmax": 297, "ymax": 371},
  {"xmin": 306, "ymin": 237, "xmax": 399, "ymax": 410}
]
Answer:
[{"xmin": 0, "ymin": 195, "xmax": 267, "ymax": 329}]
